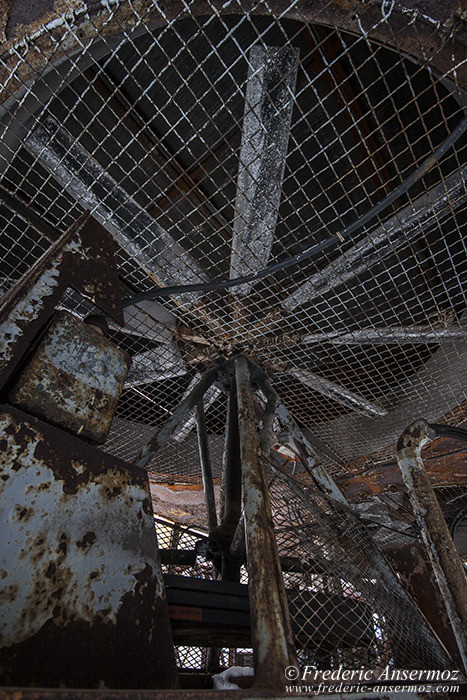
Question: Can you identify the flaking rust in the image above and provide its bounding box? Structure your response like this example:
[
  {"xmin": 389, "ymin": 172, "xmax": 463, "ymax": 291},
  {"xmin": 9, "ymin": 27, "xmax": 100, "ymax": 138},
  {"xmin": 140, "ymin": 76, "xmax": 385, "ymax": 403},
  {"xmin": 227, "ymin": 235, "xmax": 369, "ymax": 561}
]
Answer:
[
  {"xmin": 234, "ymin": 355, "xmax": 297, "ymax": 689},
  {"xmin": 397, "ymin": 419, "xmax": 467, "ymax": 675},
  {"xmin": 0, "ymin": 405, "xmax": 178, "ymax": 688},
  {"xmin": 0, "ymin": 213, "xmax": 125, "ymax": 392},
  {"xmin": 8, "ymin": 310, "xmax": 130, "ymax": 443}
]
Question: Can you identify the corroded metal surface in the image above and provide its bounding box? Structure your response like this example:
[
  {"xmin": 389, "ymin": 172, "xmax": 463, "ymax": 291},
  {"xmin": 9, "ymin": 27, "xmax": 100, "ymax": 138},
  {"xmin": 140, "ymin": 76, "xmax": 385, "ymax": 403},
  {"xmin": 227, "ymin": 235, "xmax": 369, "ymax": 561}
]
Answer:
[
  {"xmin": 230, "ymin": 45, "xmax": 299, "ymax": 296},
  {"xmin": 337, "ymin": 446, "xmax": 467, "ymax": 500},
  {"xmin": 0, "ymin": 405, "xmax": 178, "ymax": 688},
  {"xmin": 234, "ymin": 354, "xmax": 297, "ymax": 689},
  {"xmin": 195, "ymin": 400, "xmax": 218, "ymax": 533},
  {"xmin": 9, "ymin": 311, "xmax": 130, "ymax": 443},
  {"xmin": 302, "ymin": 325, "xmax": 467, "ymax": 346},
  {"xmin": 0, "ymin": 212, "xmax": 124, "ymax": 391},
  {"xmin": 385, "ymin": 543, "xmax": 463, "ymax": 669},
  {"xmin": 26, "ymin": 117, "xmax": 208, "ymax": 310},
  {"xmin": 0, "ymin": 1, "xmax": 465, "ymax": 111},
  {"xmin": 397, "ymin": 419, "xmax": 467, "ymax": 674}
]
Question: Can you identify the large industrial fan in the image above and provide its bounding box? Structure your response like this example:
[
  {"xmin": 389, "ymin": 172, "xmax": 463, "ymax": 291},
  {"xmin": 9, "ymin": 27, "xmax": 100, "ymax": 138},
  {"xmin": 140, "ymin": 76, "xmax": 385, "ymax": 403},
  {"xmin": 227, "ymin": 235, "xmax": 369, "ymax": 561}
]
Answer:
[{"xmin": 0, "ymin": 0, "xmax": 466, "ymax": 690}]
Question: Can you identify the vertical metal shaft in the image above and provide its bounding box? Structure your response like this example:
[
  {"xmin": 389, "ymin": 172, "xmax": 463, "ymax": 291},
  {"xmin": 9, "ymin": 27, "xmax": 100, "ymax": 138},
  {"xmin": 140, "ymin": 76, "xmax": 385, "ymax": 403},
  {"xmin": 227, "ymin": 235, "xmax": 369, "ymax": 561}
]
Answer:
[
  {"xmin": 221, "ymin": 377, "xmax": 243, "ymax": 528},
  {"xmin": 397, "ymin": 419, "xmax": 467, "ymax": 674},
  {"xmin": 219, "ymin": 376, "xmax": 243, "ymax": 582},
  {"xmin": 234, "ymin": 354, "xmax": 297, "ymax": 688},
  {"xmin": 195, "ymin": 401, "xmax": 218, "ymax": 534}
]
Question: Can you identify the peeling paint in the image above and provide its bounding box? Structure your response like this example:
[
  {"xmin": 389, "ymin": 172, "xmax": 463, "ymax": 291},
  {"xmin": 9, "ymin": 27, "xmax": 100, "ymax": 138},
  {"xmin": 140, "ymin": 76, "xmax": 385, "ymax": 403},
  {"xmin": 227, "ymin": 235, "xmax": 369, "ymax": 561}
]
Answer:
[{"xmin": 0, "ymin": 406, "xmax": 178, "ymax": 688}]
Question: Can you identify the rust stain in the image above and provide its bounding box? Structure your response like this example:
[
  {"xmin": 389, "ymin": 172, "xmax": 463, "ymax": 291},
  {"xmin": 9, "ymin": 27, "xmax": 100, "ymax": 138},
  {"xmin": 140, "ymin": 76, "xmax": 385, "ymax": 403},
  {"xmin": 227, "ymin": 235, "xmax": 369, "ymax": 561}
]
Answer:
[
  {"xmin": 8, "ymin": 310, "xmax": 130, "ymax": 444},
  {"xmin": 0, "ymin": 405, "xmax": 178, "ymax": 688}
]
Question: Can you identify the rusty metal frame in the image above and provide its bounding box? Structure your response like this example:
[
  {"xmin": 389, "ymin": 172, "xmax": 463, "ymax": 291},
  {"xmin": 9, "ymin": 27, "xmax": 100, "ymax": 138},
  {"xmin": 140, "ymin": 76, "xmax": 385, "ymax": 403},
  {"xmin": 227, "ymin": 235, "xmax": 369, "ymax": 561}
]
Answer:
[
  {"xmin": 0, "ymin": 404, "xmax": 179, "ymax": 688},
  {"xmin": 397, "ymin": 419, "xmax": 467, "ymax": 674},
  {"xmin": 195, "ymin": 400, "xmax": 218, "ymax": 534},
  {"xmin": 1, "ymin": 1, "xmax": 465, "ymax": 106},
  {"xmin": 134, "ymin": 364, "xmax": 220, "ymax": 470},
  {"xmin": 234, "ymin": 354, "xmax": 297, "ymax": 689},
  {"xmin": 0, "ymin": 211, "xmax": 124, "ymax": 391}
]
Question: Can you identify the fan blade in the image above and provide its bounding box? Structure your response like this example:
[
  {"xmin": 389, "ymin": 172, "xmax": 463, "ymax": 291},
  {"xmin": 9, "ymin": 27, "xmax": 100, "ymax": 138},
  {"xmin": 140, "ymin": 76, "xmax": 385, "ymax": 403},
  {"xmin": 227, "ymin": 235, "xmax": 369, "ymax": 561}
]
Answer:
[
  {"xmin": 125, "ymin": 344, "xmax": 188, "ymax": 387},
  {"xmin": 282, "ymin": 165, "xmax": 467, "ymax": 311},
  {"xmin": 288, "ymin": 365, "xmax": 387, "ymax": 417},
  {"xmin": 25, "ymin": 117, "xmax": 208, "ymax": 309},
  {"xmin": 302, "ymin": 325, "xmax": 466, "ymax": 345},
  {"xmin": 229, "ymin": 46, "xmax": 299, "ymax": 295},
  {"xmin": 173, "ymin": 379, "xmax": 222, "ymax": 443},
  {"xmin": 122, "ymin": 300, "xmax": 177, "ymax": 343}
]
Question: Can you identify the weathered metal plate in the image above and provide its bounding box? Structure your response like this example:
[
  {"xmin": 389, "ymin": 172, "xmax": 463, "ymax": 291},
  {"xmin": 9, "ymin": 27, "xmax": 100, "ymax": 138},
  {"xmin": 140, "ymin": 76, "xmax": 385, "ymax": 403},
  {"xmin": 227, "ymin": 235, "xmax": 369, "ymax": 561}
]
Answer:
[
  {"xmin": 0, "ymin": 213, "xmax": 124, "ymax": 392},
  {"xmin": 0, "ymin": 405, "xmax": 178, "ymax": 688},
  {"xmin": 8, "ymin": 311, "xmax": 130, "ymax": 443}
]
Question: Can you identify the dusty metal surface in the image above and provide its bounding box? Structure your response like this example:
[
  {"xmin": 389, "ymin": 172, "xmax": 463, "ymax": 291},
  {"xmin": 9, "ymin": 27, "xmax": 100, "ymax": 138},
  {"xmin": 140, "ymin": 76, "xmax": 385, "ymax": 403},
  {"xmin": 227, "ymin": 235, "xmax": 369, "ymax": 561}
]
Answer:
[
  {"xmin": 302, "ymin": 326, "xmax": 467, "ymax": 346},
  {"xmin": 287, "ymin": 365, "xmax": 387, "ymax": 417},
  {"xmin": 25, "ymin": 117, "xmax": 208, "ymax": 311},
  {"xmin": 9, "ymin": 310, "xmax": 130, "ymax": 443},
  {"xmin": 234, "ymin": 354, "xmax": 297, "ymax": 689},
  {"xmin": 0, "ymin": 212, "xmax": 124, "ymax": 391},
  {"xmin": 230, "ymin": 45, "xmax": 299, "ymax": 296},
  {"xmin": 396, "ymin": 419, "xmax": 467, "ymax": 674},
  {"xmin": 385, "ymin": 543, "xmax": 464, "ymax": 670},
  {"xmin": 0, "ymin": 404, "xmax": 178, "ymax": 688}
]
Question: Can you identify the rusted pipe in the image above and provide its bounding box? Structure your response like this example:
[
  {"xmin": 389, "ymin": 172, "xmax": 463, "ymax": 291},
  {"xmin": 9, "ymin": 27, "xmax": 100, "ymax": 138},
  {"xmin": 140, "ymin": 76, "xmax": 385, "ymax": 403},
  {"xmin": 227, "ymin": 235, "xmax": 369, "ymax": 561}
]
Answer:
[
  {"xmin": 397, "ymin": 419, "xmax": 467, "ymax": 673},
  {"xmin": 234, "ymin": 354, "xmax": 297, "ymax": 688},
  {"xmin": 195, "ymin": 400, "xmax": 218, "ymax": 534},
  {"xmin": 134, "ymin": 365, "xmax": 218, "ymax": 469}
]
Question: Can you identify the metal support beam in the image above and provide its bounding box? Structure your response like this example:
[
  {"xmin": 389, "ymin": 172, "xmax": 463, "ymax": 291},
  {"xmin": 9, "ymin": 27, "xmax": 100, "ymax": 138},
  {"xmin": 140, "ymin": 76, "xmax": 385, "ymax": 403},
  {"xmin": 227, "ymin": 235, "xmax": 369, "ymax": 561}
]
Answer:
[
  {"xmin": 288, "ymin": 364, "xmax": 387, "ymax": 416},
  {"xmin": 195, "ymin": 401, "xmax": 218, "ymax": 534},
  {"xmin": 134, "ymin": 366, "xmax": 218, "ymax": 470},
  {"xmin": 25, "ymin": 117, "xmax": 208, "ymax": 309},
  {"xmin": 234, "ymin": 354, "xmax": 297, "ymax": 688},
  {"xmin": 397, "ymin": 419, "xmax": 467, "ymax": 673},
  {"xmin": 282, "ymin": 165, "xmax": 467, "ymax": 311},
  {"xmin": 256, "ymin": 370, "xmax": 348, "ymax": 504},
  {"xmin": 230, "ymin": 46, "xmax": 299, "ymax": 295},
  {"xmin": 221, "ymin": 377, "xmax": 243, "ymax": 529},
  {"xmin": 302, "ymin": 325, "xmax": 467, "ymax": 345},
  {"xmin": 173, "ymin": 380, "xmax": 222, "ymax": 443}
]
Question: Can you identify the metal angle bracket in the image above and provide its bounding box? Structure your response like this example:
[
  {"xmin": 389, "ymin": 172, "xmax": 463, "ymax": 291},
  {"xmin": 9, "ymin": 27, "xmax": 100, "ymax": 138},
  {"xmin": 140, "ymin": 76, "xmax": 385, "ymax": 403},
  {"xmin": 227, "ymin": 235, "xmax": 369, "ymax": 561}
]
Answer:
[{"xmin": 0, "ymin": 211, "xmax": 125, "ymax": 391}]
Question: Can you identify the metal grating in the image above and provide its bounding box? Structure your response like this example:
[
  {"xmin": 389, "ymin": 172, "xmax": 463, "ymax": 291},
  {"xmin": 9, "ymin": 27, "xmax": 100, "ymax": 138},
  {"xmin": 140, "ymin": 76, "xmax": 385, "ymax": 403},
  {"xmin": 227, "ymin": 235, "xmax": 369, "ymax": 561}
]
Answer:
[{"xmin": 0, "ymin": 4, "xmax": 465, "ymax": 516}]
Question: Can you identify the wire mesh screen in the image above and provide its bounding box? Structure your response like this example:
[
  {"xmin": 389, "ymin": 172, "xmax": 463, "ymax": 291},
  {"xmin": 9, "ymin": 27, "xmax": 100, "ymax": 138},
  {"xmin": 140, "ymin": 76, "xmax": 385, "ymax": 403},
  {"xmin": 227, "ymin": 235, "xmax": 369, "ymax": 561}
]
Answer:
[
  {"xmin": 0, "ymin": 0, "xmax": 465, "ymax": 490},
  {"xmin": 265, "ymin": 463, "xmax": 451, "ymax": 671}
]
